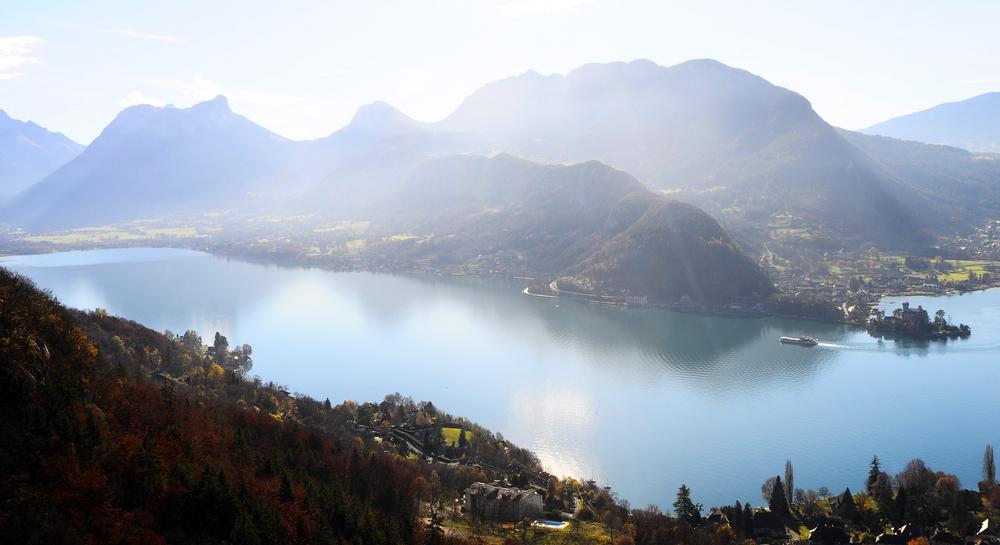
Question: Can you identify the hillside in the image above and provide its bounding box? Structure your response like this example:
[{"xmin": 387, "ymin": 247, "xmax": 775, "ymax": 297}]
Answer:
[
  {"xmin": 4, "ymin": 97, "xmax": 303, "ymax": 229},
  {"xmin": 863, "ymin": 92, "xmax": 1000, "ymax": 153},
  {"xmin": 0, "ymin": 267, "xmax": 548, "ymax": 544},
  {"xmin": 335, "ymin": 154, "xmax": 774, "ymax": 305},
  {"xmin": 0, "ymin": 109, "xmax": 81, "ymax": 202}
]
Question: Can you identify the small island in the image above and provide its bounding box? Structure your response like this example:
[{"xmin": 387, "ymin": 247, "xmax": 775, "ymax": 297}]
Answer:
[{"xmin": 867, "ymin": 301, "xmax": 971, "ymax": 340}]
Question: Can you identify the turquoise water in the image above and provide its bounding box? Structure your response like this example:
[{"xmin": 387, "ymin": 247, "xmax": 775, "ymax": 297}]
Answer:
[{"xmin": 4, "ymin": 247, "xmax": 999, "ymax": 509}]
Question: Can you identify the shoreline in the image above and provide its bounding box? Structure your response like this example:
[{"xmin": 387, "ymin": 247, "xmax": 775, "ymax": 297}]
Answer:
[{"xmin": 3, "ymin": 241, "xmax": 993, "ymax": 329}]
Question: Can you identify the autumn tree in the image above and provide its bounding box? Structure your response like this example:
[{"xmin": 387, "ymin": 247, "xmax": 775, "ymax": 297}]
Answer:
[{"xmin": 180, "ymin": 329, "xmax": 202, "ymax": 350}]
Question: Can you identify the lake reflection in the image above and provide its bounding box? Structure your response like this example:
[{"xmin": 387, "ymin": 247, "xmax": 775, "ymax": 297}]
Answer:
[{"xmin": 4, "ymin": 248, "xmax": 999, "ymax": 509}]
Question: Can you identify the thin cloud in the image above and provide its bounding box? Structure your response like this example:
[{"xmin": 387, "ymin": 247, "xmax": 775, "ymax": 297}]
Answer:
[
  {"xmin": 960, "ymin": 78, "xmax": 1000, "ymax": 86},
  {"xmin": 146, "ymin": 74, "xmax": 225, "ymax": 102},
  {"xmin": 0, "ymin": 36, "xmax": 44, "ymax": 80},
  {"xmin": 497, "ymin": 0, "xmax": 594, "ymax": 17},
  {"xmin": 119, "ymin": 90, "xmax": 168, "ymax": 108},
  {"xmin": 109, "ymin": 29, "xmax": 183, "ymax": 43}
]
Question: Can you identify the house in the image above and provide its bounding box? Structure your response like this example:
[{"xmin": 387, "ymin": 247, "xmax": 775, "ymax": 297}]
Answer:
[
  {"xmin": 704, "ymin": 510, "xmax": 730, "ymax": 527},
  {"xmin": 463, "ymin": 482, "xmax": 543, "ymax": 522},
  {"xmin": 977, "ymin": 520, "xmax": 1000, "ymax": 544}
]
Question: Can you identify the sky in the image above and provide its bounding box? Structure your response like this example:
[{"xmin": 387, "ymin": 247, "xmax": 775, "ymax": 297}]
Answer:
[{"xmin": 1, "ymin": 0, "xmax": 999, "ymax": 144}]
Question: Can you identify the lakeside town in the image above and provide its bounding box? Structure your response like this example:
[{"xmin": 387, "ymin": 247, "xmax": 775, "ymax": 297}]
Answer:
[{"xmin": 2, "ymin": 216, "xmax": 993, "ymax": 337}]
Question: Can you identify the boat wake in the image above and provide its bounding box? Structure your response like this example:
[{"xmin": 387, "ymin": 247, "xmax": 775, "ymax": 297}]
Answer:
[{"xmin": 816, "ymin": 340, "xmax": 999, "ymax": 353}]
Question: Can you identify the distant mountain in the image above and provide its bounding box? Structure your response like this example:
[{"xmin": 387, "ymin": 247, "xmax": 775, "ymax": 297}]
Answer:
[
  {"xmin": 5, "ymin": 96, "xmax": 302, "ymax": 229},
  {"xmin": 863, "ymin": 93, "xmax": 1000, "ymax": 153},
  {"xmin": 0, "ymin": 109, "xmax": 81, "ymax": 203},
  {"xmin": 441, "ymin": 59, "xmax": 820, "ymax": 189},
  {"xmin": 437, "ymin": 59, "xmax": 1000, "ymax": 249},
  {"xmin": 10, "ymin": 60, "xmax": 1000, "ymax": 256},
  {"xmin": 299, "ymin": 101, "xmax": 470, "ymax": 213},
  {"xmin": 367, "ymin": 154, "xmax": 773, "ymax": 304}
]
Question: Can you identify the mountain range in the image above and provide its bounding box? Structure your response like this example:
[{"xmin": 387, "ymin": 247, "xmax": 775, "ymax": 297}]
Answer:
[
  {"xmin": 9, "ymin": 58, "xmax": 1000, "ymax": 251},
  {"xmin": 864, "ymin": 92, "xmax": 1000, "ymax": 153},
  {"xmin": 5, "ymin": 58, "xmax": 1000, "ymax": 304},
  {"xmin": 436, "ymin": 59, "xmax": 1000, "ymax": 250},
  {"xmin": 0, "ymin": 109, "xmax": 81, "ymax": 203},
  {"xmin": 8, "ymin": 96, "xmax": 301, "ymax": 228}
]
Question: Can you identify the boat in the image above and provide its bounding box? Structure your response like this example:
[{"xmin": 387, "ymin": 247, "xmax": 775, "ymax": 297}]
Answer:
[{"xmin": 779, "ymin": 336, "xmax": 818, "ymax": 347}]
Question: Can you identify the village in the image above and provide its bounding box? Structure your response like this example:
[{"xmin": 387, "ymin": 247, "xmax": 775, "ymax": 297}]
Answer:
[{"xmin": 346, "ymin": 394, "xmax": 1000, "ymax": 545}]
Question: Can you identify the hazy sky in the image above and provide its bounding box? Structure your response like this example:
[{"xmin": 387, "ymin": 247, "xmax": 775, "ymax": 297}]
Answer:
[{"xmin": 1, "ymin": 0, "xmax": 998, "ymax": 144}]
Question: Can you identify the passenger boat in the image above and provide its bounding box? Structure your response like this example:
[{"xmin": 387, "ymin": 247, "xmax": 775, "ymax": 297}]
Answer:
[{"xmin": 779, "ymin": 336, "xmax": 818, "ymax": 346}]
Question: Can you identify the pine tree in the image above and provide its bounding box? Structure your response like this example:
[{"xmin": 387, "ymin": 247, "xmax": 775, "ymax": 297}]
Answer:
[
  {"xmin": 866, "ymin": 454, "xmax": 881, "ymax": 494},
  {"xmin": 769, "ymin": 475, "xmax": 791, "ymax": 519},
  {"xmin": 673, "ymin": 484, "xmax": 703, "ymax": 524}
]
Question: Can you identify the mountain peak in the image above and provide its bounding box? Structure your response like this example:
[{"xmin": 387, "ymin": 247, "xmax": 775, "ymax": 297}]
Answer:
[
  {"xmin": 346, "ymin": 101, "xmax": 418, "ymax": 134},
  {"xmin": 191, "ymin": 95, "xmax": 231, "ymax": 112}
]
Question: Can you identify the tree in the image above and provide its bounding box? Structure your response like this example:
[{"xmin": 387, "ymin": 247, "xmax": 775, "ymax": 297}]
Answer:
[
  {"xmin": 761, "ymin": 476, "xmax": 778, "ymax": 503},
  {"xmin": 231, "ymin": 343, "xmax": 253, "ymax": 376},
  {"xmin": 866, "ymin": 454, "xmax": 882, "ymax": 495},
  {"xmin": 180, "ymin": 329, "xmax": 202, "ymax": 350},
  {"xmin": 210, "ymin": 332, "xmax": 229, "ymax": 364},
  {"xmin": 784, "ymin": 460, "xmax": 794, "ymax": 509},
  {"xmin": 673, "ymin": 484, "xmax": 703, "ymax": 524},
  {"xmin": 871, "ymin": 472, "xmax": 895, "ymax": 516},
  {"xmin": 985, "ymin": 444, "xmax": 996, "ymax": 486},
  {"xmin": 934, "ymin": 309, "xmax": 947, "ymax": 326},
  {"xmin": 769, "ymin": 476, "xmax": 791, "ymax": 519}
]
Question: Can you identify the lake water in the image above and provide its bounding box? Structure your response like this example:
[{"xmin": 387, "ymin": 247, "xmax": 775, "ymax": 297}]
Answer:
[{"xmin": 4, "ymin": 247, "xmax": 999, "ymax": 509}]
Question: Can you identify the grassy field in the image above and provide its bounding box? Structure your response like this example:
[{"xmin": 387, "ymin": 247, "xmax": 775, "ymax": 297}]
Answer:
[
  {"xmin": 807, "ymin": 252, "xmax": 1000, "ymax": 287},
  {"xmin": 23, "ymin": 226, "xmax": 201, "ymax": 244},
  {"xmin": 441, "ymin": 427, "xmax": 472, "ymax": 447},
  {"xmin": 313, "ymin": 220, "xmax": 370, "ymax": 236},
  {"xmin": 343, "ymin": 239, "xmax": 367, "ymax": 254}
]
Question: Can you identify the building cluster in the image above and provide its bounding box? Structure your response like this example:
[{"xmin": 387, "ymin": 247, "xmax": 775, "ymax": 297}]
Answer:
[{"xmin": 462, "ymin": 481, "xmax": 544, "ymax": 522}]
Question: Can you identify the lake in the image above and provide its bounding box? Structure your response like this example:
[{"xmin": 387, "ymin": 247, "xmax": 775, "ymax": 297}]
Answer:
[{"xmin": 4, "ymin": 247, "xmax": 999, "ymax": 509}]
